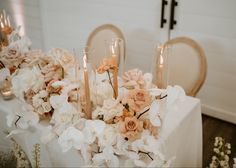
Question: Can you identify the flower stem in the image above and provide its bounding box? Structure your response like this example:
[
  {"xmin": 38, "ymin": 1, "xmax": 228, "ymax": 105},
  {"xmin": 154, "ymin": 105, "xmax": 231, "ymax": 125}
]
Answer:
[
  {"xmin": 14, "ymin": 115, "xmax": 21, "ymax": 127},
  {"xmin": 160, "ymin": 94, "xmax": 168, "ymax": 99},
  {"xmin": 138, "ymin": 151, "xmax": 153, "ymax": 160},
  {"xmin": 137, "ymin": 108, "xmax": 150, "ymax": 119},
  {"xmin": 107, "ymin": 70, "xmax": 116, "ymax": 97}
]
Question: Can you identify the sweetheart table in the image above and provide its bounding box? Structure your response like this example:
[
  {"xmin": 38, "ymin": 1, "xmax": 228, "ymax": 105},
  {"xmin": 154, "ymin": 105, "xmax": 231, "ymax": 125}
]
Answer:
[{"xmin": 0, "ymin": 96, "xmax": 202, "ymax": 167}]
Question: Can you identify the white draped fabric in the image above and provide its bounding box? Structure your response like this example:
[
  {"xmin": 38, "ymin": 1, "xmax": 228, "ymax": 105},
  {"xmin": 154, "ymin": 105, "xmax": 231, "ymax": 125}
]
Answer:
[{"xmin": 0, "ymin": 96, "xmax": 202, "ymax": 167}]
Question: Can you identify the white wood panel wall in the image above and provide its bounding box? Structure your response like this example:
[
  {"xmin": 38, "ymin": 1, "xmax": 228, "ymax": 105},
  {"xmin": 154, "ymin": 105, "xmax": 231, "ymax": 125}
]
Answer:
[
  {"xmin": 171, "ymin": 0, "xmax": 236, "ymax": 123},
  {"xmin": 40, "ymin": 0, "xmax": 166, "ymax": 72}
]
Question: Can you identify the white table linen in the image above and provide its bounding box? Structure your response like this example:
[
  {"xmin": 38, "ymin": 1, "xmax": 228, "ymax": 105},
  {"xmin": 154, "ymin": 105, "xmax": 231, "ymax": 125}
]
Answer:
[{"xmin": 0, "ymin": 96, "xmax": 202, "ymax": 167}]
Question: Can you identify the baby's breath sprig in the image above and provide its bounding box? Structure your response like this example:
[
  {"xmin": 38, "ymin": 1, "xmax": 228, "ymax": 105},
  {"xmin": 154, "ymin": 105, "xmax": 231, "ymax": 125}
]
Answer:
[
  {"xmin": 32, "ymin": 143, "xmax": 40, "ymax": 168},
  {"xmin": 208, "ymin": 137, "xmax": 232, "ymax": 168}
]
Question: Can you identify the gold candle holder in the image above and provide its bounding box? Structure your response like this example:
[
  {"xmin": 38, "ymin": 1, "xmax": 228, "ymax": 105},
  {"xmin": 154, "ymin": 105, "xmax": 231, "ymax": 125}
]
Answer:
[
  {"xmin": 0, "ymin": 10, "xmax": 12, "ymax": 49},
  {"xmin": 1, "ymin": 86, "xmax": 13, "ymax": 100}
]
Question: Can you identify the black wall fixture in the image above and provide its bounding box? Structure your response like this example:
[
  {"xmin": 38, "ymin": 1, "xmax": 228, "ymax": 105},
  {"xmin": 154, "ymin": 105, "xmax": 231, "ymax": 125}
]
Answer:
[
  {"xmin": 169, "ymin": 0, "xmax": 178, "ymax": 30},
  {"xmin": 160, "ymin": 0, "xmax": 168, "ymax": 28}
]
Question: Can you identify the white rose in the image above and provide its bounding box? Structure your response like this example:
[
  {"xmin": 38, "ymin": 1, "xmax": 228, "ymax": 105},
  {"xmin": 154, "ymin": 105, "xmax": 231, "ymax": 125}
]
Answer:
[{"xmin": 100, "ymin": 98, "xmax": 123, "ymax": 121}]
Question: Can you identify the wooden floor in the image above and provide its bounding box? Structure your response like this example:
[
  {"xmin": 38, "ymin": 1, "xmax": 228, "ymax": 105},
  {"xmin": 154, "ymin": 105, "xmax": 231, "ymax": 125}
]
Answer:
[{"xmin": 202, "ymin": 114, "xmax": 236, "ymax": 167}]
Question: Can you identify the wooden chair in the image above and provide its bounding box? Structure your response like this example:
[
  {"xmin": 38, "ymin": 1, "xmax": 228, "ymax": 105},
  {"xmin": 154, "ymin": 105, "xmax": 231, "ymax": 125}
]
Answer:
[
  {"xmin": 86, "ymin": 24, "xmax": 126, "ymax": 69},
  {"xmin": 164, "ymin": 37, "xmax": 207, "ymax": 97}
]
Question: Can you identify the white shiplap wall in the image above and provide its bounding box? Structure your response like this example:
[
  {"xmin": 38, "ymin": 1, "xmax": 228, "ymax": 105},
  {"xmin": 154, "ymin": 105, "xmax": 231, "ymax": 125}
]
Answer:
[
  {"xmin": 40, "ymin": 0, "xmax": 236, "ymax": 123},
  {"xmin": 171, "ymin": 0, "xmax": 236, "ymax": 123},
  {"xmin": 40, "ymin": 0, "xmax": 167, "ymax": 71}
]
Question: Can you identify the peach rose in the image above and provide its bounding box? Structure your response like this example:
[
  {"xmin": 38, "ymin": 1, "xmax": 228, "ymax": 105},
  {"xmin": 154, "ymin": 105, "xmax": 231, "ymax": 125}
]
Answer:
[
  {"xmin": 122, "ymin": 89, "xmax": 151, "ymax": 112},
  {"xmin": 97, "ymin": 58, "xmax": 116, "ymax": 74},
  {"xmin": 119, "ymin": 116, "xmax": 143, "ymax": 141}
]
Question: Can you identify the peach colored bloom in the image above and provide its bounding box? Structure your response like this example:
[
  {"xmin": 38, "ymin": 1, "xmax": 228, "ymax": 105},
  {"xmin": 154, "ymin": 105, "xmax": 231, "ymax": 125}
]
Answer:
[
  {"xmin": 97, "ymin": 58, "xmax": 116, "ymax": 74},
  {"xmin": 122, "ymin": 89, "xmax": 151, "ymax": 112},
  {"xmin": 119, "ymin": 116, "xmax": 143, "ymax": 141}
]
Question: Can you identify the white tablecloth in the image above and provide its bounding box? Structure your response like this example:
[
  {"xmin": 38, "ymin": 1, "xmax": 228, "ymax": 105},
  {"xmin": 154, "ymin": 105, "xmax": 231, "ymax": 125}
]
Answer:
[{"xmin": 0, "ymin": 96, "xmax": 202, "ymax": 167}]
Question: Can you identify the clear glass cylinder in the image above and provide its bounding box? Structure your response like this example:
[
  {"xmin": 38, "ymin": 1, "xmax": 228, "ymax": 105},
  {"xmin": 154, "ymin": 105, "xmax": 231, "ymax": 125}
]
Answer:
[{"xmin": 153, "ymin": 44, "xmax": 170, "ymax": 89}]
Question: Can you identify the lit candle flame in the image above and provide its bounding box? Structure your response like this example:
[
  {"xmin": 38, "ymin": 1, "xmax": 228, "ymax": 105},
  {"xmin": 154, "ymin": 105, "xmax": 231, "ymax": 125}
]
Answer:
[
  {"xmin": 111, "ymin": 44, "xmax": 115, "ymax": 55},
  {"xmin": 160, "ymin": 54, "xmax": 164, "ymax": 65},
  {"xmin": 0, "ymin": 21, "xmax": 4, "ymax": 29},
  {"xmin": 83, "ymin": 52, "xmax": 87, "ymax": 69}
]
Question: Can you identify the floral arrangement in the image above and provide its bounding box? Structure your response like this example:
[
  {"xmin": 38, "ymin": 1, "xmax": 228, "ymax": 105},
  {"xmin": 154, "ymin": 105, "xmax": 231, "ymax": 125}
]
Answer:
[
  {"xmin": 208, "ymin": 137, "xmax": 236, "ymax": 168},
  {"xmin": 0, "ymin": 29, "xmax": 186, "ymax": 167}
]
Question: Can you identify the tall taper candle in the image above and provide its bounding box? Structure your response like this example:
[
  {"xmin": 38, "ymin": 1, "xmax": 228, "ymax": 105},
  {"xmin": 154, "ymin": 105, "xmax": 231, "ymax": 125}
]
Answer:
[
  {"xmin": 111, "ymin": 45, "xmax": 118, "ymax": 99},
  {"xmin": 83, "ymin": 53, "xmax": 91, "ymax": 119}
]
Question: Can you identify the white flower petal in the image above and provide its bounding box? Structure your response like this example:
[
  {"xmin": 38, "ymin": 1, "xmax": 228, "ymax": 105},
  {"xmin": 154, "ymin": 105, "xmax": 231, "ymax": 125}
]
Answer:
[
  {"xmin": 0, "ymin": 68, "xmax": 10, "ymax": 83},
  {"xmin": 134, "ymin": 159, "xmax": 147, "ymax": 167},
  {"xmin": 6, "ymin": 129, "xmax": 26, "ymax": 138},
  {"xmin": 149, "ymin": 100, "xmax": 161, "ymax": 127},
  {"xmin": 58, "ymin": 126, "xmax": 85, "ymax": 152}
]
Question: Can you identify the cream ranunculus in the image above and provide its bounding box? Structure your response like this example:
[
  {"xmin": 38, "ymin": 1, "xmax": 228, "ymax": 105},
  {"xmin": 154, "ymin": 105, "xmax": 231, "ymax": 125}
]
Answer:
[{"xmin": 122, "ymin": 69, "xmax": 146, "ymax": 89}]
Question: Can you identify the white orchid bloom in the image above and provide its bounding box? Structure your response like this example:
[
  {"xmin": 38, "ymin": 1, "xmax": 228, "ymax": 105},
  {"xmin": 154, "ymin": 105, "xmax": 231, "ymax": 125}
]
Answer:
[
  {"xmin": 114, "ymin": 134, "xmax": 129, "ymax": 155},
  {"xmin": 6, "ymin": 129, "xmax": 27, "ymax": 138},
  {"xmin": 58, "ymin": 126, "xmax": 85, "ymax": 152},
  {"xmin": 166, "ymin": 85, "xmax": 186, "ymax": 109},
  {"xmin": 92, "ymin": 80, "xmax": 113, "ymax": 106},
  {"xmin": 143, "ymin": 73, "xmax": 153, "ymax": 89},
  {"xmin": 37, "ymin": 125, "xmax": 57, "ymax": 144},
  {"xmin": 92, "ymin": 146, "xmax": 119, "ymax": 167},
  {"xmin": 11, "ymin": 67, "xmax": 44, "ymax": 100},
  {"xmin": 83, "ymin": 120, "xmax": 106, "ymax": 144},
  {"xmin": 0, "ymin": 68, "xmax": 10, "ymax": 83},
  {"xmin": 6, "ymin": 103, "xmax": 39, "ymax": 129},
  {"xmin": 148, "ymin": 88, "xmax": 163, "ymax": 97},
  {"xmin": 149, "ymin": 100, "xmax": 161, "ymax": 127},
  {"xmin": 98, "ymin": 125, "xmax": 117, "ymax": 147},
  {"xmin": 50, "ymin": 92, "xmax": 78, "ymax": 124}
]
